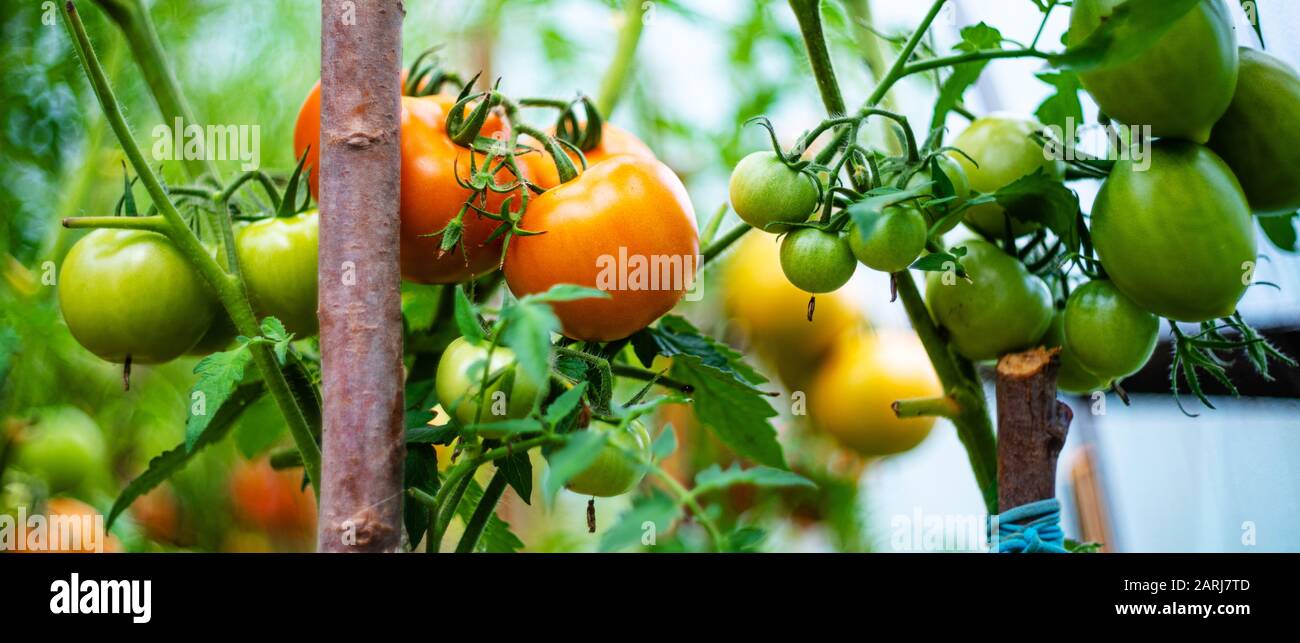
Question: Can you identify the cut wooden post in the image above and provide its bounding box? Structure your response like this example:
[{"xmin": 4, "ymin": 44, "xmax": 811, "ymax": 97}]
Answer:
[
  {"xmin": 317, "ymin": 0, "xmax": 406, "ymax": 552},
  {"xmin": 995, "ymin": 347, "xmax": 1072, "ymax": 512}
]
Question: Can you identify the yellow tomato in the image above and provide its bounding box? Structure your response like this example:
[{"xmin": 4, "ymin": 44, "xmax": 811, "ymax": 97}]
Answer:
[
  {"xmin": 808, "ymin": 329, "xmax": 942, "ymax": 457},
  {"xmin": 720, "ymin": 232, "xmax": 861, "ymax": 389}
]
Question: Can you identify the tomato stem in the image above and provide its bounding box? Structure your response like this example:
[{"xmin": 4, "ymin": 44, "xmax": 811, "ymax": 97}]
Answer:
[
  {"xmin": 892, "ymin": 395, "xmax": 961, "ymax": 419},
  {"xmin": 62, "ymin": 215, "xmax": 168, "ymax": 233},
  {"xmin": 595, "ymin": 0, "xmax": 648, "ymax": 118}
]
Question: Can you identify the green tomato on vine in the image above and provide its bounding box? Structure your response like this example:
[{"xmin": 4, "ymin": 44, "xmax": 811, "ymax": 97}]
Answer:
[
  {"xmin": 729, "ymin": 151, "xmax": 820, "ymax": 233},
  {"xmin": 779, "ymin": 228, "xmax": 857, "ymax": 294}
]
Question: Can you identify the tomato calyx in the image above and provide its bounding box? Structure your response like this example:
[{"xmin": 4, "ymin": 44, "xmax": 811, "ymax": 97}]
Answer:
[{"xmin": 404, "ymin": 46, "xmax": 467, "ymax": 98}]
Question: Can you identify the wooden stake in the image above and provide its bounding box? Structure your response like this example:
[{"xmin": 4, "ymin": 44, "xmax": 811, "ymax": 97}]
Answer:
[
  {"xmin": 317, "ymin": 0, "xmax": 406, "ymax": 552},
  {"xmin": 995, "ymin": 347, "xmax": 1072, "ymax": 512}
]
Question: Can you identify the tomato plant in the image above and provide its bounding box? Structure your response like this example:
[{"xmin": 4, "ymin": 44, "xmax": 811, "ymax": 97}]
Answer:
[
  {"xmin": 925, "ymin": 239, "xmax": 1053, "ymax": 361},
  {"xmin": 503, "ymin": 155, "xmax": 699, "ymax": 341},
  {"xmin": 729, "ymin": 151, "xmax": 820, "ymax": 232},
  {"xmin": 59, "ymin": 229, "xmax": 218, "ymax": 364},
  {"xmin": 906, "ymin": 155, "xmax": 970, "ymax": 234},
  {"xmin": 236, "ymin": 210, "xmax": 319, "ymax": 337},
  {"xmin": 1064, "ymin": 280, "xmax": 1159, "ymax": 380},
  {"xmin": 809, "ymin": 330, "xmax": 942, "ymax": 456},
  {"xmin": 1068, "ymin": 0, "xmax": 1237, "ymax": 143},
  {"xmin": 1209, "ymin": 47, "xmax": 1300, "ymax": 214},
  {"xmin": 1091, "ymin": 140, "xmax": 1255, "ymax": 322},
  {"xmin": 778, "ymin": 228, "xmax": 856, "ymax": 293},
  {"xmin": 949, "ymin": 115, "xmax": 1065, "ymax": 238},
  {"xmin": 435, "ymin": 337, "xmax": 544, "ymax": 434}
]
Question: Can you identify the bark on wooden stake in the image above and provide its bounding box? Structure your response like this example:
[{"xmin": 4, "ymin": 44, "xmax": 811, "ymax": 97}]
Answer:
[
  {"xmin": 995, "ymin": 347, "xmax": 1073, "ymax": 512},
  {"xmin": 317, "ymin": 0, "xmax": 406, "ymax": 552}
]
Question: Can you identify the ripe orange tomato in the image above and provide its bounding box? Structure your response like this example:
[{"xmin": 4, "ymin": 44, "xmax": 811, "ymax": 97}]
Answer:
[
  {"xmin": 809, "ymin": 329, "xmax": 943, "ymax": 457},
  {"xmin": 504, "ymin": 156, "xmax": 698, "ymax": 341},
  {"xmin": 294, "ymin": 82, "xmax": 523, "ymax": 283},
  {"xmin": 521, "ymin": 123, "xmax": 656, "ymax": 190}
]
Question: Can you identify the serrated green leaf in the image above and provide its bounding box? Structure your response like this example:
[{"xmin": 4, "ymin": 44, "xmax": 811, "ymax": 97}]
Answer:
[
  {"xmin": 693, "ymin": 463, "xmax": 815, "ymax": 496},
  {"xmin": 651, "ymin": 424, "xmax": 677, "ymax": 462},
  {"xmin": 186, "ymin": 346, "xmax": 254, "ymax": 450},
  {"xmin": 453, "ymin": 285, "xmax": 484, "ymax": 343},
  {"xmin": 1259, "ymin": 214, "xmax": 1298, "ymax": 253},
  {"xmin": 647, "ymin": 315, "xmax": 767, "ymax": 386},
  {"xmin": 499, "ymin": 450, "xmax": 533, "ymax": 505},
  {"xmin": 930, "ymin": 23, "xmax": 1003, "ymax": 130},
  {"xmin": 670, "ymin": 355, "xmax": 785, "ymax": 468},
  {"xmin": 598, "ymin": 488, "xmax": 679, "ymax": 552},
  {"xmin": 993, "ymin": 170, "xmax": 1081, "ymax": 252},
  {"xmin": 107, "ymin": 382, "xmax": 265, "ymax": 528},
  {"xmin": 1034, "ymin": 71, "xmax": 1083, "ymax": 135},
  {"xmin": 260, "ymin": 317, "xmax": 292, "ymax": 364},
  {"xmin": 401, "ymin": 283, "xmax": 442, "ymax": 332},
  {"xmin": 501, "ymin": 300, "xmax": 557, "ymax": 388},
  {"xmin": 544, "ymin": 382, "xmax": 588, "ymax": 426},
  {"xmin": 542, "ymin": 430, "xmax": 608, "ymax": 501},
  {"xmin": 406, "ymin": 424, "xmax": 457, "ymax": 445},
  {"xmin": 404, "ymin": 445, "xmax": 441, "ymax": 549},
  {"xmin": 1052, "ymin": 0, "xmax": 1202, "ymax": 71}
]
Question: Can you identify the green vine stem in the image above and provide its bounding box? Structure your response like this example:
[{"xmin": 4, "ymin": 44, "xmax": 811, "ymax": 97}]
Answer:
[
  {"xmin": 700, "ymin": 224, "xmax": 753, "ymax": 265},
  {"xmin": 455, "ymin": 469, "xmax": 509, "ymax": 553},
  {"xmin": 596, "ymin": 0, "xmax": 648, "ymax": 118},
  {"xmin": 788, "ymin": 0, "xmax": 849, "ymax": 116},
  {"xmin": 650, "ymin": 467, "xmax": 725, "ymax": 550},
  {"xmin": 59, "ymin": 1, "xmax": 321, "ymax": 496},
  {"xmin": 89, "ymin": 0, "xmax": 219, "ymax": 181}
]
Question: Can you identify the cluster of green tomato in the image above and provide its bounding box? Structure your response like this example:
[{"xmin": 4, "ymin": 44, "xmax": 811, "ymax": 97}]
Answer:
[
  {"xmin": 58, "ymin": 210, "xmax": 320, "ymax": 365},
  {"xmin": 727, "ymin": 0, "xmax": 1298, "ymax": 394}
]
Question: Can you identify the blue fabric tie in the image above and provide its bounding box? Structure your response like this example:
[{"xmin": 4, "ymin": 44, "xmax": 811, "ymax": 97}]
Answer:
[{"xmin": 992, "ymin": 498, "xmax": 1068, "ymax": 553}]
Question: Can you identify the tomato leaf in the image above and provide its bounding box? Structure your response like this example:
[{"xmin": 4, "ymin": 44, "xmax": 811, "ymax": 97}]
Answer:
[
  {"xmin": 1259, "ymin": 214, "xmax": 1298, "ymax": 253},
  {"xmin": 1033, "ymin": 71, "xmax": 1083, "ymax": 135},
  {"xmin": 724, "ymin": 526, "xmax": 768, "ymax": 553},
  {"xmin": 651, "ymin": 423, "xmax": 677, "ymax": 462},
  {"xmin": 520, "ymin": 283, "xmax": 609, "ymax": 305},
  {"xmin": 643, "ymin": 315, "xmax": 767, "ymax": 386},
  {"xmin": 1051, "ymin": 0, "xmax": 1202, "ymax": 72},
  {"xmin": 185, "ymin": 345, "xmax": 254, "ymax": 451},
  {"xmin": 910, "ymin": 244, "xmax": 968, "ymax": 277},
  {"xmin": 598, "ymin": 488, "xmax": 679, "ymax": 552},
  {"xmin": 544, "ymin": 381, "xmax": 588, "ymax": 427},
  {"xmin": 930, "ymin": 23, "xmax": 1004, "ymax": 131},
  {"xmin": 692, "ymin": 463, "xmax": 815, "ymax": 496},
  {"xmin": 401, "ymin": 283, "xmax": 442, "ymax": 333},
  {"xmin": 107, "ymin": 382, "xmax": 265, "ymax": 529},
  {"xmin": 453, "ymin": 476, "xmax": 523, "ymax": 552},
  {"xmin": 406, "ymin": 424, "xmax": 457, "ymax": 445},
  {"xmin": 258, "ymin": 317, "xmax": 293, "ymax": 364},
  {"xmin": 992, "ymin": 169, "xmax": 1082, "ymax": 252},
  {"xmin": 500, "ymin": 299, "xmax": 558, "ymax": 390},
  {"xmin": 498, "ymin": 449, "xmax": 533, "ymax": 505},
  {"xmin": 403, "ymin": 445, "xmax": 441, "ymax": 550},
  {"xmin": 670, "ymin": 354, "xmax": 785, "ymax": 469},
  {"xmin": 452, "ymin": 285, "xmax": 485, "ymax": 343},
  {"xmin": 542, "ymin": 429, "xmax": 609, "ymax": 501}
]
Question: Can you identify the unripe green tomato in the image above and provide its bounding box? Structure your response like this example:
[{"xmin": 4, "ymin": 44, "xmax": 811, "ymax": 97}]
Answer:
[
  {"xmin": 848, "ymin": 206, "xmax": 927, "ymax": 273},
  {"xmin": 948, "ymin": 115, "xmax": 1065, "ymax": 238},
  {"xmin": 1064, "ymin": 280, "xmax": 1159, "ymax": 379},
  {"xmin": 59, "ymin": 229, "xmax": 217, "ymax": 363},
  {"xmin": 729, "ymin": 151, "xmax": 820, "ymax": 233},
  {"xmin": 13, "ymin": 406, "xmax": 107, "ymax": 492},
  {"xmin": 778, "ymin": 228, "xmax": 856, "ymax": 293},
  {"xmin": 235, "ymin": 211, "xmax": 319, "ymax": 337},
  {"xmin": 564, "ymin": 420, "xmax": 652, "ymax": 497},
  {"xmin": 1042, "ymin": 311, "xmax": 1111, "ymax": 395},
  {"xmin": 1091, "ymin": 140, "xmax": 1255, "ymax": 322},
  {"xmin": 906, "ymin": 155, "xmax": 971, "ymax": 234},
  {"xmin": 1069, "ymin": 0, "xmax": 1237, "ymax": 144},
  {"xmin": 924, "ymin": 239, "xmax": 1053, "ymax": 362},
  {"xmin": 1209, "ymin": 47, "xmax": 1300, "ymax": 214},
  {"xmin": 435, "ymin": 337, "xmax": 544, "ymax": 437}
]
